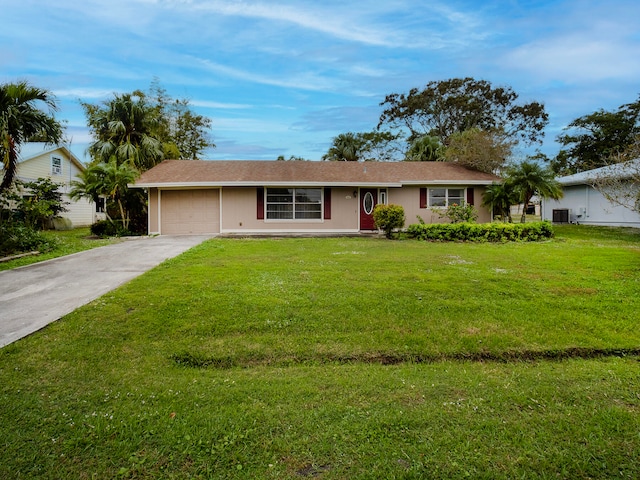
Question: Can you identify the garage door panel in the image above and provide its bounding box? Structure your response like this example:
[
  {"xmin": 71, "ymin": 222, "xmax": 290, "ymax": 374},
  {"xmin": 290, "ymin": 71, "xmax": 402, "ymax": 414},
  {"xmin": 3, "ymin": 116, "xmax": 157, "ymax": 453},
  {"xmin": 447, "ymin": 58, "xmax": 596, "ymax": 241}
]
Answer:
[{"xmin": 161, "ymin": 189, "xmax": 219, "ymax": 234}]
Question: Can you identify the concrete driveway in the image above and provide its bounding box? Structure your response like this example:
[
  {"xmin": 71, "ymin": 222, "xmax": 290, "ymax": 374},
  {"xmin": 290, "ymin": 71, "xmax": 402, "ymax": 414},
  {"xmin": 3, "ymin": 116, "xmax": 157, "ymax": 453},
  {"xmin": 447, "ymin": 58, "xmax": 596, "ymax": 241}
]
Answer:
[{"xmin": 0, "ymin": 235, "xmax": 212, "ymax": 348}]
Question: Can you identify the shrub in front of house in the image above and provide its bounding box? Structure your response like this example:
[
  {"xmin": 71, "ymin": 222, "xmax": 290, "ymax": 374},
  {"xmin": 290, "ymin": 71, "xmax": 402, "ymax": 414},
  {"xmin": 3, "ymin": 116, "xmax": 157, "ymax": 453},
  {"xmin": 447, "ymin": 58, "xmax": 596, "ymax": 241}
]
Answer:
[
  {"xmin": 406, "ymin": 221, "xmax": 554, "ymax": 242},
  {"xmin": 433, "ymin": 203, "xmax": 479, "ymax": 223},
  {"xmin": 373, "ymin": 204, "xmax": 406, "ymax": 238},
  {"xmin": 90, "ymin": 220, "xmax": 132, "ymax": 238},
  {"xmin": 0, "ymin": 221, "xmax": 57, "ymax": 257}
]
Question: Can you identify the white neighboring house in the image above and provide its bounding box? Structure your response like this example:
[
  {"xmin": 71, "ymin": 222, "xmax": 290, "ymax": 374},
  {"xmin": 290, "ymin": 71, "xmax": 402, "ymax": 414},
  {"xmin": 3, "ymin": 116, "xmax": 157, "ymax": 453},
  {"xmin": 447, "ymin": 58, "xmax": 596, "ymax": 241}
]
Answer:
[
  {"xmin": 12, "ymin": 143, "xmax": 104, "ymax": 227},
  {"xmin": 541, "ymin": 160, "xmax": 640, "ymax": 228}
]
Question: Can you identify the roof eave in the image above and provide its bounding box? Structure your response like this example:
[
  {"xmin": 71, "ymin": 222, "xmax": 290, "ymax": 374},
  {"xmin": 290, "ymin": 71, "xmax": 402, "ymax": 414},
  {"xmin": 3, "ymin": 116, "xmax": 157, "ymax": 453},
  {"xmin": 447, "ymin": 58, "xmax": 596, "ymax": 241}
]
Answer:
[
  {"xmin": 131, "ymin": 180, "xmax": 495, "ymax": 189},
  {"xmin": 132, "ymin": 181, "xmax": 405, "ymax": 188}
]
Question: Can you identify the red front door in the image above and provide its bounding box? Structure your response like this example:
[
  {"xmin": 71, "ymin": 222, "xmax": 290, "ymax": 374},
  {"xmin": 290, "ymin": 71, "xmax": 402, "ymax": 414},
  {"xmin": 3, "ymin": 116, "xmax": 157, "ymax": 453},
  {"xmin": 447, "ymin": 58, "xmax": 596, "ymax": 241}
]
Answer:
[{"xmin": 360, "ymin": 188, "xmax": 378, "ymax": 230}]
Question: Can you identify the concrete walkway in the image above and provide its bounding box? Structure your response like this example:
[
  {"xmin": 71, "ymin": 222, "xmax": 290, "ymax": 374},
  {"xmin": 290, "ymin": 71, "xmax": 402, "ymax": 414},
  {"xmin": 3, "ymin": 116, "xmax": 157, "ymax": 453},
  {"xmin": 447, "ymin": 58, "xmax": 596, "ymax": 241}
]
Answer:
[{"xmin": 0, "ymin": 235, "xmax": 211, "ymax": 348}]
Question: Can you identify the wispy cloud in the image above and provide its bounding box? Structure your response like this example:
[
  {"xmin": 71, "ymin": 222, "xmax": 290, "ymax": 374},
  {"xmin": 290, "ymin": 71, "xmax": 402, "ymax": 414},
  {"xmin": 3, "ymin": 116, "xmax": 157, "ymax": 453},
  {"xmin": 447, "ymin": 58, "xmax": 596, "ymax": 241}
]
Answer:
[
  {"xmin": 192, "ymin": 56, "xmax": 347, "ymax": 92},
  {"xmin": 179, "ymin": 0, "xmax": 406, "ymax": 47},
  {"xmin": 503, "ymin": 33, "xmax": 640, "ymax": 84},
  {"xmin": 190, "ymin": 100, "xmax": 253, "ymax": 109},
  {"xmin": 53, "ymin": 88, "xmax": 124, "ymax": 100}
]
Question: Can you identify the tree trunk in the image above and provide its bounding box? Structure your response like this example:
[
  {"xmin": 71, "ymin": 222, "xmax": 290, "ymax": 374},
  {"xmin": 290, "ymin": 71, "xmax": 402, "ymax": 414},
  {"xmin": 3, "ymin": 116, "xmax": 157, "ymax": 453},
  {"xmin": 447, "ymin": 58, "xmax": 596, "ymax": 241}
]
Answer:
[{"xmin": 0, "ymin": 136, "xmax": 17, "ymax": 193}]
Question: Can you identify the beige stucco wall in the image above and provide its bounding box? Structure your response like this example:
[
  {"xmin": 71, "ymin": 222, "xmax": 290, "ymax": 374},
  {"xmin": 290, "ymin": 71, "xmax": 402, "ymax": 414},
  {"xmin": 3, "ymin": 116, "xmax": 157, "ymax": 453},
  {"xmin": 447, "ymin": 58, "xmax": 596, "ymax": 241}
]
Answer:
[
  {"xmin": 389, "ymin": 186, "xmax": 492, "ymax": 227},
  {"xmin": 146, "ymin": 185, "xmax": 494, "ymax": 235},
  {"xmin": 148, "ymin": 188, "xmax": 159, "ymax": 234},
  {"xmin": 221, "ymin": 187, "xmax": 359, "ymax": 232}
]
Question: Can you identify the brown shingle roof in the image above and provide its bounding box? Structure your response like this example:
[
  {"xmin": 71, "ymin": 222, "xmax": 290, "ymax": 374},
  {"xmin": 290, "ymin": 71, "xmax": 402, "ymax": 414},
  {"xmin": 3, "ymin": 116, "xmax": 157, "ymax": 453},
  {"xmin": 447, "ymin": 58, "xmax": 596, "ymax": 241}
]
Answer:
[{"xmin": 133, "ymin": 160, "xmax": 500, "ymax": 187}]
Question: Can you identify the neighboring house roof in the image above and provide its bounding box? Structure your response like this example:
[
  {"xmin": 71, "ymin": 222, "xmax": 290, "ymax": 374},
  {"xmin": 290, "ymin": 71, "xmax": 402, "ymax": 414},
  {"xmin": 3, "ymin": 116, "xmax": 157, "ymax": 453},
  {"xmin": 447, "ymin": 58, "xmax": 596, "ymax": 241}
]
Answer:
[
  {"xmin": 558, "ymin": 159, "xmax": 640, "ymax": 186},
  {"xmin": 18, "ymin": 142, "xmax": 85, "ymax": 171},
  {"xmin": 134, "ymin": 160, "xmax": 501, "ymax": 188}
]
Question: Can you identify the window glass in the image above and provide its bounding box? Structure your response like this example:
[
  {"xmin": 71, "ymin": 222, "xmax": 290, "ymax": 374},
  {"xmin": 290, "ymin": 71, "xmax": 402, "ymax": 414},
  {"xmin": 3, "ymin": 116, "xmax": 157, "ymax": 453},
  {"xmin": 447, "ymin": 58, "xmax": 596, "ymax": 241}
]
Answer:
[
  {"xmin": 429, "ymin": 188, "xmax": 446, "ymax": 207},
  {"xmin": 428, "ymin": 188, "xmax": 466, "ymax": 207},
  {"xmin": 363, "ymin": 192, "xmax": 374, "ymax": 214},
  {"xmin": 266, "ymin": 188, "xmax": 321, "ymax": 220},
  {"xmin": 448, "ymin": 189, "xmax": 464, "ymax": 206},
  {"xmin": 51, "ymin": 156, "xmax": 62, "ymax": 175},
  {"xmin": 295, "ymin": 188, "xmax": 321, "ymax": 204}
]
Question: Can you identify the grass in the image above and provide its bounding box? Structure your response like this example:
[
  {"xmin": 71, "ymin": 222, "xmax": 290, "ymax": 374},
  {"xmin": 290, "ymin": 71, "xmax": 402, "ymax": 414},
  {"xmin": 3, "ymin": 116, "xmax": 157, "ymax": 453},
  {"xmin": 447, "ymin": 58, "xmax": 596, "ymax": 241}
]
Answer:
[
  {"xmin": 1, "ymin": 224, "xmax": 639, "ymax": 479},
  {"xmin": 0, "ymin": 227, "xmax": 119, "ymax": 271}
]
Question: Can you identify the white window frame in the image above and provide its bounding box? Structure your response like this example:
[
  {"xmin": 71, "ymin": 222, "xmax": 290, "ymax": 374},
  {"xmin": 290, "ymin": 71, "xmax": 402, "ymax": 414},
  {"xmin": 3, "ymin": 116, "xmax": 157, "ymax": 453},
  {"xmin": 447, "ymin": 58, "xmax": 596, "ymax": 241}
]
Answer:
[
  {"xmin": 428, "ymin": 187, "xmax": 466, "ymax": 207},
  {"xmin": 378, "ymin": 189, "xmax": 388, "ymax": 205},
  {"xmin": 51, "ymin": 156, "xmax": 63, "ymax": 175},
  {"xmin": 265, "ymin": 187, "xmax": 323, "ymax": 222}
]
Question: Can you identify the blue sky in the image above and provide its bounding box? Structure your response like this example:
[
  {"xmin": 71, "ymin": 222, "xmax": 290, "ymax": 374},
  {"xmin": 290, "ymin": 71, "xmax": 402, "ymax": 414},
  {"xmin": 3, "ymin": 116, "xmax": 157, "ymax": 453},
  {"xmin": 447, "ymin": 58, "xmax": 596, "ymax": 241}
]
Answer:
[{"xmin": 2, "ymin": 0, "xmax": 639, "ymax": 162}]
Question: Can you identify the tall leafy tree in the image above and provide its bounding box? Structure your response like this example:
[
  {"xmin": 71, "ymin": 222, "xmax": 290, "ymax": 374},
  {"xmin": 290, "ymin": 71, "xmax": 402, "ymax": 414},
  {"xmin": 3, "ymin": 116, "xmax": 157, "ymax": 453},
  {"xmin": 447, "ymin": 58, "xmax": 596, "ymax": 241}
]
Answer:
[
  {"xmin": 378, "ymin": 77, "xmax": 548, "ymax": 147},
  {"xmin": 83, "ymin": 93, "xmax": 164, "ymax": 171},
  {"xmin": 442, "ymin": 128, "xmax": 514, "ymax": 174},
  {"xmin": 357, "ymin": 130, "xmax": 403, "ymax": 162},
  {"xmin": 146, "ymin": 80, "xmax": 215, "ymax": 159},
  {"xmin": 553, "ymin": 97, "xmax": 640, "ymax": 175},
  {"xmin": 0, "ymin": 81, "xmax": 64, "ymax": 193},
  {"xmin": 506, "ymin": 160, "xmax": 563, "ymax": 223}
]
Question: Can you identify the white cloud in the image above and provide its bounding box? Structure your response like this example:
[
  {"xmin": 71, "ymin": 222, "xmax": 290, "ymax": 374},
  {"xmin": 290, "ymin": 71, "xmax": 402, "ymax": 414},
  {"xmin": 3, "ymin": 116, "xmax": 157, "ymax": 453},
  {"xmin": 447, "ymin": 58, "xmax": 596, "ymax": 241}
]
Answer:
[
  {"xmin": 213, "ymin": 117, "xmax": 292, "ymax": 134},
  {"xmin": 192, "ymin": 56, "xmax": 347, "ymax": 92},
  {"xmin": 176, "ymin": 0, "xmax": 404, "ymax": 47},
  {"xmin": 503, "ymin": 34, "xmax": 640, "ymax": 84},
  {"xmin": 53, "ymin": 88, "xmax": 123, "ymax": 99},
  {"xmin": 190, "ymin": 100, "xmax": 253, "ymax": 109}
]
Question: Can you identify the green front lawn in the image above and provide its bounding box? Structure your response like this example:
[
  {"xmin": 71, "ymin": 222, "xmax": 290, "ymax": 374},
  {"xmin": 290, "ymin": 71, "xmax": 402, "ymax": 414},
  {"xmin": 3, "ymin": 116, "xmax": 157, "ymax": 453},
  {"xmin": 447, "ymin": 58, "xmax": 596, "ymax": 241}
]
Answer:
[
  {"xmin": 0, "ymin": 227, "xmax": 119, "ymax": 271},
  {"xmin": 1, "ymin": 225, "xmax": 639, "ymax": 479}
]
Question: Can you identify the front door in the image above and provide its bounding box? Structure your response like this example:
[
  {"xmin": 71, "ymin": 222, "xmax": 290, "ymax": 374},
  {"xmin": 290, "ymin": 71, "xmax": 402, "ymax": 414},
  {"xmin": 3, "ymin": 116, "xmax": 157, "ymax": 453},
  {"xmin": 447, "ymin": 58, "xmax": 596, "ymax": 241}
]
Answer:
[{"xmin": 359, "ymin": 188, "xmax": 378, "ymax": 230}]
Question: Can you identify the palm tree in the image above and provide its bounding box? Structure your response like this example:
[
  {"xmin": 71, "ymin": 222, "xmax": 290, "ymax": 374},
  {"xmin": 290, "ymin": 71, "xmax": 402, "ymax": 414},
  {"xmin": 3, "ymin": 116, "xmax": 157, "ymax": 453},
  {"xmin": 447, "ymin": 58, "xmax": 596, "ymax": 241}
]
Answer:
[
  {"xmin": 84, "ymin": 93, "xmax": 163, "ymax": 171},
  {"xmin": 69, "ymin": 164, "xmax": 103, "ymax": 205},
  {"xmin": 322, "ymin": 132, "xmax": 363, "ymax": 161},
  {"xmin": 0, "ymin": 81, "xmax": 63, "ymax": 193},
  {"xmin": 507, "ymin": 161, "xmax": 563, "ymax": 222},
  {"xmin": 404, "ymin": 135, "xmax": 444, "ymax": 162},
  {"xmin": 482, "ymin": 182, "xmax": 518, "ymax": 222},
  {"xmin": 70, "ymin": 159, "xmax": 139, "ymax": 230}
]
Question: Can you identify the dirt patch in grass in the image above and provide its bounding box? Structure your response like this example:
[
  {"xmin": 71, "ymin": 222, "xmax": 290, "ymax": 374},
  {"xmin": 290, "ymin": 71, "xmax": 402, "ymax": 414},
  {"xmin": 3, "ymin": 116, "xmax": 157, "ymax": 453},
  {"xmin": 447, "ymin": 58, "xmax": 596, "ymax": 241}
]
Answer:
[
  {"xmin": 171, "ymin": 347, "xmax": 640, "ymax": 370},
  {"xmin": 548, "ymin": 286, "xmax": 599, "ymax": 296}
]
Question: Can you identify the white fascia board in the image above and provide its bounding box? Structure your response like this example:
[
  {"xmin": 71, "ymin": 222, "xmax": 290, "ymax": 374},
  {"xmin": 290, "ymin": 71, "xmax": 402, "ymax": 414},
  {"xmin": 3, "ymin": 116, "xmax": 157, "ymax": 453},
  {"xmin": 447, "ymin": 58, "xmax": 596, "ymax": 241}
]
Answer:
[
  {"xmin": 400, "ymin": 180, "xmax": 496, "ymax": 186},
  {"xmin": 132, "ymin": 181, "xmax": 403, "ymax": 188}
]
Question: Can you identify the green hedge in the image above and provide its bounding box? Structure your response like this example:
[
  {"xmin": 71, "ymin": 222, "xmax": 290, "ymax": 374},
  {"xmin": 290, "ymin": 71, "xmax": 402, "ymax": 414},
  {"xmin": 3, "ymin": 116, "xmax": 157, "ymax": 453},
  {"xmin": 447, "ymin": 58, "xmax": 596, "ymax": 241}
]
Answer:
[{"xmin": 406, "ymin": 221, "xmax": 554, "ymax": 242}]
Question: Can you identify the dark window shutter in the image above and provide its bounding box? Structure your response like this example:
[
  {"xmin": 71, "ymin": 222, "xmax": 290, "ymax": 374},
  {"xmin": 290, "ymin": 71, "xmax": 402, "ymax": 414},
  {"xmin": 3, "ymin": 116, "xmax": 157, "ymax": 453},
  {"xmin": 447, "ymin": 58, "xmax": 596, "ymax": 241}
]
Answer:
[
  {"xmin": 466, "ymin": 187, "xmax": 475, "ymax": 206},
  {"xmin": 257, "ymin": 187, "xmax": 264, "ymax": 219},
  {"xmin": 420, "ymin": 188, "xmax": 427, "ymax": 208},
  {"xmin": 324, "ymin": 188, "xmax": 331, "ymax": 219}
]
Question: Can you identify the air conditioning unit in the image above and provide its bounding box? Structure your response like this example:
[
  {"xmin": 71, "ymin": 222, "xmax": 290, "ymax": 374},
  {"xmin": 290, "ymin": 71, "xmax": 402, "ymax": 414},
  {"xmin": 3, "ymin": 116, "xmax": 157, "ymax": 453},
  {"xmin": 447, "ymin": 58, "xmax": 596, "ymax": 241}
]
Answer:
[{"xmin": 552, "ymin": 209, "xmax": 571, "ymax": 223}]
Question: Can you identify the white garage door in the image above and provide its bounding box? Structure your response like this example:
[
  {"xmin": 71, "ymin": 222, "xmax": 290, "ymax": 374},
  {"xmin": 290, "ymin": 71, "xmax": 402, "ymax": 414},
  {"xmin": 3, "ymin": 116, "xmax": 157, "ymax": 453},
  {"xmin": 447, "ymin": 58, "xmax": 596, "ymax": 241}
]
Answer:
[{"xmin": 161, "ymin": 189, "xmax": 220, "ymax": 234}]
